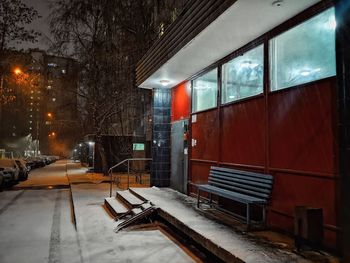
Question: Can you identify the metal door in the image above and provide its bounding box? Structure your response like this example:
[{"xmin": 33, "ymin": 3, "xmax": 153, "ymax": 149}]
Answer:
[{"xmin": 170, "ymin": 119, "xmax": 188, "ymax": 194}]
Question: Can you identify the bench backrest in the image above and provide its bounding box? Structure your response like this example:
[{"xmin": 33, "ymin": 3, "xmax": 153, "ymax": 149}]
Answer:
[{"xmin": 208, "ymin": 166, "xmax": 273, "ymax": 201}]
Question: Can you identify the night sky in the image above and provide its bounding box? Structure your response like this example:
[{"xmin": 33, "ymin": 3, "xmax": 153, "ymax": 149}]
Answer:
[{"xmin": 13, "ymin": 0, "xmax": 52, "ymax": 51}]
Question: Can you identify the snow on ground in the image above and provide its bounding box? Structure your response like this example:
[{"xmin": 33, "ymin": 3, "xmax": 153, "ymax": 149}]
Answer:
[
  {"xmin": 131, "ymin": 187, "xmax": 309, "ymax": 263},
  {"xmin": 0, "ymin": 189, "xmax": 81, "ymax": 263},
  {"xmin": 1, "ymin": 161, "xmax": 311, "ymax": 263},
  {"xmin": 15, "ymin": 160, "xmax": 69, "ymax": 187},
  {"xmin": 69, "ymin": 183, "xmax": 195, "ymax": 263},
  {"xmin": 1, "ymin": 161, "xmax": 197, "ymax": 263}
]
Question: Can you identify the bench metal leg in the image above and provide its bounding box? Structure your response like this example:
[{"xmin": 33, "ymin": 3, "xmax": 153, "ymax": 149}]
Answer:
[
  {"xmin": 197, "ymin": 189, "xmax": 200, "ymax": 208},
  {"xmin": 262, "ymin": 204, "xmax": 266, "ymax": 225},
  {"xmin": 246, "ymin": 203, "xmax": 250, "ymax": 229},
  {"xmin": 209, "ymin": 193, "xmax": 212, "ymax": 207}
]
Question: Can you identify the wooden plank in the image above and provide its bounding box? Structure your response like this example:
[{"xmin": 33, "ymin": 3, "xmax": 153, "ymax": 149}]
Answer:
[
  {"xmin": 197, "ymin": 184, "xmax": 266, "ymax": 203},
  {"xmin": 208, "ymin": 181, "xmax": 269, "ymax": 199},
  {"xmin": 209, "ymin": 177, "xmax": 271, "ymax": 194},
  {"xmin": 209, "ymin": 170, "xmax": 273, "ymax": 185},
  {"xmin": 209, "ymin": 172, "xmax": 273, "ymax": 188},
  {"xmin": 211, "ymin": 166, "xmax": 273, "ymax": 180}
]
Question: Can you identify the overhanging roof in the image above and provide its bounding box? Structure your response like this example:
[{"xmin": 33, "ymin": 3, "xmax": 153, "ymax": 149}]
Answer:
[{"xmin": 136, "ymin": 0, "xmax": 322, "ymax": 90}]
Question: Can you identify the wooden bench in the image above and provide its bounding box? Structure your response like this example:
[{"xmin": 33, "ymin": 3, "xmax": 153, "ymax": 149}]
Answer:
[{"xmin": 196, "ymin": 166, "xmax": 273, "ymax": 226}]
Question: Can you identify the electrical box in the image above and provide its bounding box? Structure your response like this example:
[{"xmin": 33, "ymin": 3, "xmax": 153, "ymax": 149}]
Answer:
[{"xmin": 294, "ymin": 206, "xmax": 323, "ymax": 250}]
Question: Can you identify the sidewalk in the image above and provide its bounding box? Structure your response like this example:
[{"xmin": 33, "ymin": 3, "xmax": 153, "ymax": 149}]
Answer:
[
  {"xmin": 66, "ymin": 163, "xmax": 338, "ymax": 263},
  {"xmin": 66, "ymin": 163, "xmax": 197, "ymax": 263}
]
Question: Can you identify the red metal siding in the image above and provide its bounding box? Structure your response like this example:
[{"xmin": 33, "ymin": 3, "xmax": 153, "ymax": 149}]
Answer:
[
  {"xmin": 221, "ymin": 97, "xmax": 265, "ymax": 167},
  {"xmin": 171, "ymin": 82, "xmax": 191, "ymax": 122},
  {"xmin": 269, "ymin": 80, "xmax": 335, "ymax": 175},
  {"xmin": 270, "ymin": 172, "xmax": 337, "ymax": 225},
  {"xmin": 191, "ymin": 109, "xmax": 219, "ymax": 161},
  {"xmin": 187, "ymin": 78, "xmax": 338, "ymax": 249}
]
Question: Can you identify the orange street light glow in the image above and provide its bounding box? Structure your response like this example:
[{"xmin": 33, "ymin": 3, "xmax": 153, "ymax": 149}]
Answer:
[
  {"xmin": 47, "ymin": 112, "xmax": 52, "ymax": 118},
  {"xmin": 13, "ymin": 67, "xmax": 22, "ymax": 75},
  {"xmin": 51, "ymin": 132, "xmax": 56, "ymax": 136}
]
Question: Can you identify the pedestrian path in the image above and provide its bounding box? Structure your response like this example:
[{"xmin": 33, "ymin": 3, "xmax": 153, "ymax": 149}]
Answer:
[
  {"xmin": 66, "ymin": 163, "xmax": 198, "ymax": 263},
  {"xmin": 131, "ymin": 187, "xmax": 310, "ymax": 263}
]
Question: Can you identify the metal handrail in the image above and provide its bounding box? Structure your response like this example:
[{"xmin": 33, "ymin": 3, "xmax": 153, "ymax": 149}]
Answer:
[{"xmin": 109, "ymin": 158, "xmax": 152, "ymax": 197}]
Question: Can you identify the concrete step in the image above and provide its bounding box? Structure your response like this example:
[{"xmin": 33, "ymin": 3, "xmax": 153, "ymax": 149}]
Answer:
[
  {"xmin": 114, "ymin": 206, "xmax": 157, "ymax": 232},
  {"xmin": 141, "ymin": 202, "xmax": 152, "ymax": 210},
  {"xmin": 116, "ymin": 190, "xmax": 144, "ymax": 208},
  {"xmin": 104, "ymin": 197, "xmax": 129, "ymax": 217},
  {"xmin": 131, "ymin": 208, "xmax": 143, "ymax": 215}
]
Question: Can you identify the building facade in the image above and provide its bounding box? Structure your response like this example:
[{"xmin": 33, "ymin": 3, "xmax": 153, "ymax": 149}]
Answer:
[
  {"xmin": 136, "ymin": 0, "xmax": 350, "ymax": 256},
  {"xmin": 0, "ymin": 50, "xmax": 78, "ymax": 156}
]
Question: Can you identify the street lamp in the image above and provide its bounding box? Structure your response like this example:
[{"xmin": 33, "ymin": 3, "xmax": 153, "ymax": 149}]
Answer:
[
  {"xmin": 47, "ymin": 112, "xmax": 53, "ymax": 118},
  {"xmin": 13, "ymin": 67, "xmax": 22, "ymax": 75}
]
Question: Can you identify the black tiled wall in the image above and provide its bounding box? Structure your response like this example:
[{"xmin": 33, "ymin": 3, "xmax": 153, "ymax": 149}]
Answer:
[{"xmin": 151, "ymin": 88, "xmax": 171, "ymax": 187}]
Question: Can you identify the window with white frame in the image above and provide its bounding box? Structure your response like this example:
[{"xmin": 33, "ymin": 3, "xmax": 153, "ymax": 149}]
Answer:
[
  {"xmin": 222, "ymin": 45, "xmax": 264, "ymax": 104},
  {"xmin": 192, "ymin": 68, "xmax": 218, "ymax": 112},
  {"xmin": 269, "ymin": 7, "xmax": 336, "ymax": 91}
]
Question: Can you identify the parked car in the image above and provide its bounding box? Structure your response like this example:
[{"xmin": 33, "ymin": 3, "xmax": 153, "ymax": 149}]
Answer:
[
  {"xmin": 35, "ymin": 157, "xmax": 46, "ymax": 167},
  {"xmin": 15, "ymin": 159, "xmax": 29, "ymax": 181},
  {"xmin": 0, "ymin": 171, "xmax": 3, "ymax": 190},
  {"xmin": 0, "ymin": 159, "xmax": 20, "ymax": 185},
  {"xmin": 0, "ymin": 169, "xmax": 13, "ymax": 189},
  {"xmin": 25, "ymin": 157, "xmax": 45, "ymax": 169}
]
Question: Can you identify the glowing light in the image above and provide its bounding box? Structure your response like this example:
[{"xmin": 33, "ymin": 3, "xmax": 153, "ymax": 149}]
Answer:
[
  {"xmin": 88, "ymin": 141, "xmax": 94, "ymax": 146},
  {"xmin": 160, "ymin": 80, "xmax": 170, "ymax": 87},
  {"xmin": 326, "ymin": 17, "xmax": 336, "ymax": 30},
  {"xmin": 300, "ymin": 70, "xmax": 311, "ymax": 76},
  {"xmin": 13, "ymin": 67, "xmax": 22, "ymax": 75},
  {"xmin": 240, "ymin": 61, "xmax": 259, "ymax": 69},
  {"xmin": 47, "ymin": 112, "xmax": 52, "ymax": 118}
]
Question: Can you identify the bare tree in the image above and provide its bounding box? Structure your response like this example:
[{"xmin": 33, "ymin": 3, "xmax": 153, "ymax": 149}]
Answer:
[
  {"xmin": 0, "ymin": 0, "xmax": 41, "ymax": 58},
  {"xmin": 49, "ymin": 0, "xmax": 186, "ymax": 174}
]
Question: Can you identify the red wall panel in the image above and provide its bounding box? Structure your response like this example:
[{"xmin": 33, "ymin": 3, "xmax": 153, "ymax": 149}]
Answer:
[
  {"xmin": 269, "ymin": 79, "xmax": 335, "ymax": 175},
  {"xmin": 190, "ymin": 161, "xmax": 213, "ymax": 185},
  {"xmin": 171, "ymin": 82, "xmax": 191, "ymax": 122},
  {"xmin": 221, "ymin": 97, "xmax": 265, "ymax": 166},
  {"xmin": 191, "ymin": 109, "xmax": 219, "ymax": 161},
  {"xmin": 185, "ymin": 78, "xmax": 338, "ymax": 249},
  {"xmin": 269, "ymin": 171, "xmax": 338, "ymax": 248},
  {"xmin": 270, "ymin": 172, "xmax": 337, "ymax": 226}
]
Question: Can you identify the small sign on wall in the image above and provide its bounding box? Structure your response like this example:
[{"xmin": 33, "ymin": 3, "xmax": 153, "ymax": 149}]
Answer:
[
  {"xmin": 191, "ymin": 139, "xmax": 197, "ymax": 147},
  {"xmin": 192, "ymin": 114, "xmax": 197, "ymax": 123}
]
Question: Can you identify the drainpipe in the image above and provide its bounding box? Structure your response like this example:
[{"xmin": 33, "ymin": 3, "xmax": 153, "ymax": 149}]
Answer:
[{"xmin": 335, "ymin": 0, "xmax": 350, "ymax": 260}]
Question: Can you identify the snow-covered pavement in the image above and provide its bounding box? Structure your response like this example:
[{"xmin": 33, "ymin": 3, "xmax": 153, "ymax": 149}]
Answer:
[
  {"xmin": 0, "ymin": 189, "xmax": 81, "ymax": 263},
  {"xmin": 0, "ymin": 161, "xmax": 198, "ymax": 263},
  {"xmin": 70, "ymin": 183, "xmax": 196, "ymax": 263}
]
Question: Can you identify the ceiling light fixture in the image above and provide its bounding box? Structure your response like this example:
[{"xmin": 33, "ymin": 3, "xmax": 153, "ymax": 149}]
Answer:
[
  {"xmin": 272, "ymin": 0, "xmax": 284, "ymax": 7},
  {"xmin": 160, "ymin": 80, "xmax": 170, "ymax": 87}
]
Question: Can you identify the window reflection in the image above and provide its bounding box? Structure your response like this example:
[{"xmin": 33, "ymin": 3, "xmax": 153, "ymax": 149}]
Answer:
[
  {"xmin": 192, "ymin": 68, "xmax": 218, "ymax": 112},
  {"xmin": 269, "ymin": 8, "xmax": 336, "ymax": 91},
  {"xmin": 222, "ymin": 45, "xmax": 264, "ymax": 103}
]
